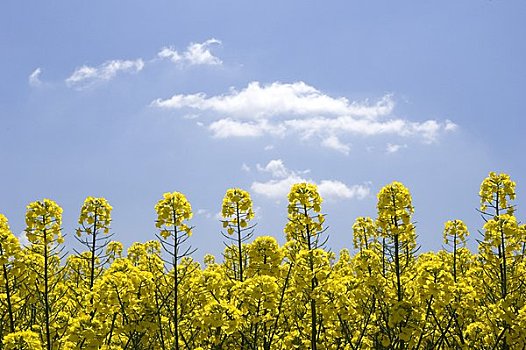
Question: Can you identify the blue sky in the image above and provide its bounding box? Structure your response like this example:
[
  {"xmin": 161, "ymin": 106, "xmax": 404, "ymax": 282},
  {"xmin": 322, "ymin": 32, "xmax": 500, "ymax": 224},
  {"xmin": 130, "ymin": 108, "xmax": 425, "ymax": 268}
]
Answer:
[{"xmin": 1, "ymin": 1, "xmax": 525, "ymax": 259}]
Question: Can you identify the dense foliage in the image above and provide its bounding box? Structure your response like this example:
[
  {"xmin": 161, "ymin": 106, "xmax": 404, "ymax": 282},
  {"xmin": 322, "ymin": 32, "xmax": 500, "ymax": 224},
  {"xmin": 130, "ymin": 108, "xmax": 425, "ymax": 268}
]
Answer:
[{"xmin": 1, "ymin": 172, "xmax": 526, "ymax": 350}]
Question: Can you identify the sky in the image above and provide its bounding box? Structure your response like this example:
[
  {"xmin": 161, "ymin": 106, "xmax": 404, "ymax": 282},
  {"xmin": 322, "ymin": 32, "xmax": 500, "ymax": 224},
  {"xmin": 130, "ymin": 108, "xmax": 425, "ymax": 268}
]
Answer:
[{"xmin": 1, "ymin": 1, "xmax": 525, "ymax": 260}]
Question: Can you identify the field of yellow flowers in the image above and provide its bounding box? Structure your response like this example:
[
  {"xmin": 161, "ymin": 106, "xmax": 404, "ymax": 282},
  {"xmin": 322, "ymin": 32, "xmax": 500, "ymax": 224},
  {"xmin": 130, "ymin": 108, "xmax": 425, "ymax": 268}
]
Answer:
[{"xmin": 1, "ymin": 172, "xmax": 525, "ymax": 349}]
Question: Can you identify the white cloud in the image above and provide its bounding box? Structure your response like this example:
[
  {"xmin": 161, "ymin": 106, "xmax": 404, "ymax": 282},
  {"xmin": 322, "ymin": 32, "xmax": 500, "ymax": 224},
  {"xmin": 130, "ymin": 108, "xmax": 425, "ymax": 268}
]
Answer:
[
  {"xmin": 158, "ymin": 38, "xmax": 222, "ymax": 66},
  {"xmin": 197, "ymin": 209, "xmax": 213, "ymax": 219},
  {"xmin": 386, "ymin": 143, "xmax": 407, "ymax": 154},
  {"xmin": 264, "ymin": 144, "xmax": 274, "ymax": 151},
  {"xmin": 59, "ymin": 39, "xmax": 221, "ymax": 90},
  {"xmin": 321, "ymin": 135, "xmax": 350, "ymax": 155},
  {"xmin": 29, "ymin": 68, "xmax": 42, "ymax": 87},
  {"xmin": 153, "ymin": 81, "xmax": 392, "ymax": 119},
  {"xmin": 251, "ymin": 174, "xmax": 306, "ymax": 200},
  {"xmin": 256, "ymin": 159, "xmax": 291, "ymax": 178},
  {"xmin": 251, "ymin": 159, "xmax": 369, "ymax": 201},
  {"xmin": 158, "ymin": 47, "xmax": 182, "ymax": 63},
  {"xmin": 317, "ymin": 180, "xmax": 370, "ymax": 200},
  {"xmin": 283, "ymin": 116, "xmax": 443, "ymax": 140},
  {"xmin": 208, "ymin": 118, "xmax": 285, "ymax": 138},
  {"xmin": 241, "ymin": 163, "xmax": 251, "ymax": 172},
  {"xmin": 66, "ymin": 59, "xmax": 144, "ymax": 89},
  {"xmin": 185, "ymin": 39, "xmax": 222, "ymax": 65},
  {"xmin": 152, "ymin": 81, "xmax": 457, "ymax": 151},
  {"xmin": 444, "ymin": 119, "xmax": 458, "ymax": 132}
]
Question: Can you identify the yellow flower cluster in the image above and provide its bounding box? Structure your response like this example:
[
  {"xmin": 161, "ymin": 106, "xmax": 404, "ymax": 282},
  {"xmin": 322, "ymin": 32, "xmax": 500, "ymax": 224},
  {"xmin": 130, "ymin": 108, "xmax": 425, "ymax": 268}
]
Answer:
[
  {"xmin": 77, "ymin": 196, "xmax": 112, "ymax": 236},
  {"xmin": 246, "ymin": 236, "xmax": 283, "ymax": 277},
  {"xmin": 0, "ymin": 214, "xmax": 20, "ymax": 265},
  {"xmin": 1, "ymin": 172, "xmax": 526, "ymax": 350},
  {"xmin": 284, "ymin": 183, "xmax": 325, "ymax": 245},
  {"xmin": 25, "ymin": 199, "xmax": 63, "ymax": 244},
  {"xmin": 3, "ymin": 330, "xmax": 42, "ymax": 350},
  {"xmin": 376, "ymin": 181, "xmax": 414, "ymax": 241},
  {"xmin": 155, "ymin": 191, "xmax": 193, "ymax": 238},
  {"xmin": 480, "ymin": 171, "xmax": 516, "ymax": 214},
  {"xmin": 482, "ymin": 214, "xmax": 520, "ymax": 250},
  {"xmin": 443, "ymin": 219, "xmax": 469, "ymax": 246},
  {"xmin": 352, "ymin": 216, "xmax": 377, "ymax": 251},
  {"xmin": 288, "ymin": 182, "xmax": 322, "ymax": 212},
  {"xmin": 221, "ymin": 188, "xmax": 254, "ymax": 234}
]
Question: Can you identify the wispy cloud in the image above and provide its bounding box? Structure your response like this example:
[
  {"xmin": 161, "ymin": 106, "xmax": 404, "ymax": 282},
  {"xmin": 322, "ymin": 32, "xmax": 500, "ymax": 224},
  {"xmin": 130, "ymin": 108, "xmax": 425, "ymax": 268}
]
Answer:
[
  {"xmin": 158, "ymin": 39, "xmax": 222, "ymax": 66},
  {"xmin": 321, "ymin": 135, "xmax": 351, "ymax": 155},
  {"xmin": 197, "ymin": 208, "xmax": 214, "ymax": 219},
  {"xmin": 61, "ymin": 38, "xmax": 222, "ymax": 90},
  {"xmin": 386, "ymin": 143, "xmax": 407, "ymax": 154},
  {"xmin": 241, "ymin": 163, "xmax": 251, "ymax": 172},
  {"xmin": 251, "ymin": 159, "xmax": 370, "ymax": 201},
  {"xmin": 66, "ymin": 59, "xmax": 144, "ymax": 89},
  {"xmin": 152, "ymin": 81, "xmax": 457, "ymax": 152},
  {"xmin": 444, "ymin": 120, "xmax": 458, "ymax": 132},
  {"xmin": 208, "ymin": 118, "xmax": 285, "ymax": 138},
  {"xmin": 28, "ymin": 68, "xmax": 43, "ymax": 87},
  {"xmin": 318, "ymin": 180, "xmax": 370, "ymax": 200},
  {"xmin": 256, "ymin": 159, "xmax": 293, "ymax": 178},
  {"xmin": 153, "ymin": 81, "xmax": 392, "ymax": 119}
]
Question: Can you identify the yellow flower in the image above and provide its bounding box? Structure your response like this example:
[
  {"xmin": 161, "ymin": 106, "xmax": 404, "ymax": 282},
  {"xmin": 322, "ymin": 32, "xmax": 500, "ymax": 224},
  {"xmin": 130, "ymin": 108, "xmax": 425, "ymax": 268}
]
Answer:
[{"xmin": 155, "ymin": 191, "xmax": 193, "ymax": 237}]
